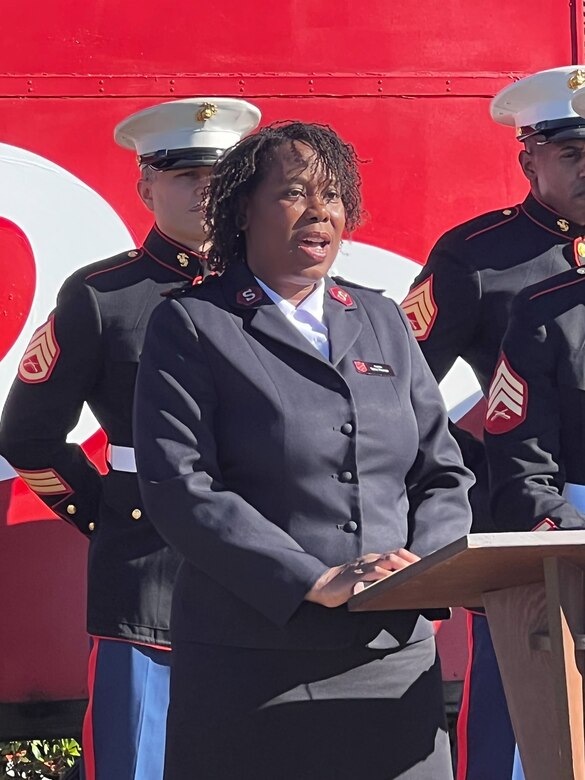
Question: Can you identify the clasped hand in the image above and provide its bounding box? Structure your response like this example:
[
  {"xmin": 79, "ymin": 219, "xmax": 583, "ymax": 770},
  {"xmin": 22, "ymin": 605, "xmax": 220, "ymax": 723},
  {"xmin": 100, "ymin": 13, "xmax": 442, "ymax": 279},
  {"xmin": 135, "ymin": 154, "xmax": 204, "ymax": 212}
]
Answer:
[{"xmin": 305, "ymin": 549, "xmax": 420, "ymax": 608}]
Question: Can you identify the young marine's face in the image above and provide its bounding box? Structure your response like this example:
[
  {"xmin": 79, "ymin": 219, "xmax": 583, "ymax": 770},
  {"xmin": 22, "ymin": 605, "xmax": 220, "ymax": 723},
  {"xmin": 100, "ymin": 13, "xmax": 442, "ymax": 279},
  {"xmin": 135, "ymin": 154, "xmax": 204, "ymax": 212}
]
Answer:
[
  {"xmin": 241, "ymin": 141, "xmax": 346, "ymax": 302},
  {"xmin": 137, "ymin": 166, "xmax": 211, "ymax": 250},
  {"xmin": 520, "ymin": 138, "xmax": 585, "ymax": 224}
]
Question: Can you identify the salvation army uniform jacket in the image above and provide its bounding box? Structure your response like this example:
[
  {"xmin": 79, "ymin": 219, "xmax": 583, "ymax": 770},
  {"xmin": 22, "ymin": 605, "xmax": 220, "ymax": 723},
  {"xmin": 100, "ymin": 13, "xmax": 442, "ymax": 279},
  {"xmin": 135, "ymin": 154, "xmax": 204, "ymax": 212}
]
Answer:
[
  {"xmin": 402, "ymin": 194, "xmax": 585, "ymax": 395},
  {"xmin": 0, "ymin": 225, "xmax": 205, "ymax": 646},
  {"xmin": 484, "ymin": 265, "xmax": 585, "ymax": 531},
  {"xmin": 134, "ymin": 262, "xmax": 474, "ymax": 650}
]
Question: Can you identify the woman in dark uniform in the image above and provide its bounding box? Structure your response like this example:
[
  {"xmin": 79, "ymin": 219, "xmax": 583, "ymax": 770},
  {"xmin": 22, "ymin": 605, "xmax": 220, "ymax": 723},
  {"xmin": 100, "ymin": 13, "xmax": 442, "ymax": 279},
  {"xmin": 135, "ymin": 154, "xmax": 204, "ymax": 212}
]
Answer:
[{"xmin": 134, "ymin": 122, "xmax": 473, "ymax": 780}]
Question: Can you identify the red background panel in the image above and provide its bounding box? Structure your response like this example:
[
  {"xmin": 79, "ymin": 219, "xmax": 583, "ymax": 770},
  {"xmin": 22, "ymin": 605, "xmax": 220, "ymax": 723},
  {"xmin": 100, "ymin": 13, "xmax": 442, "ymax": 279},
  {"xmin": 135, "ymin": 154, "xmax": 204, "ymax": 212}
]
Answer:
[
  {"xmin": 0, "ymin": 0, "xmax": 581, "ymax": 710},
  {"xmin": 0, "ymin": 0, "xmax": 576, "ymax": 74},
  {"xmin": 0, "ymin": 95, "xmax": 527, "ymax": 263}
]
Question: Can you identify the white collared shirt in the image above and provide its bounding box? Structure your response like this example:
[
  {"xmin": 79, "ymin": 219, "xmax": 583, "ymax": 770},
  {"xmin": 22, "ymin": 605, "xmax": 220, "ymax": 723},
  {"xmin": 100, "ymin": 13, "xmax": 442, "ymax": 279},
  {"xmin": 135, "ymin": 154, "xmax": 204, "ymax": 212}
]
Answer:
[{"xmin": 255, "ymin": 277, "xmax": 330, "ymax": 359}]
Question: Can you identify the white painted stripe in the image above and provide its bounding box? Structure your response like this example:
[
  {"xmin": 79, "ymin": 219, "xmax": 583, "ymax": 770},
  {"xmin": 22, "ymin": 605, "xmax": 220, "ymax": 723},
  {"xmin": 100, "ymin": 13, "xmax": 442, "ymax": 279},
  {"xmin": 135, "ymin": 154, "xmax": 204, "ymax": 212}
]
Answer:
[{"xmin": 0, "ymin": 455, "xmax": 17, "ymax": 481}]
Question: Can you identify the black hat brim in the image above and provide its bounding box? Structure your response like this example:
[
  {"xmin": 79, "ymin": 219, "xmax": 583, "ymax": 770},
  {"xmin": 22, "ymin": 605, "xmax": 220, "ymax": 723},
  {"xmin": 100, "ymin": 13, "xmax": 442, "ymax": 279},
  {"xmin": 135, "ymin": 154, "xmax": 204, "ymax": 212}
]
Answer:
[{"xmin": 139, "ymin": 148, "xmax": 224, "ymax": 170}]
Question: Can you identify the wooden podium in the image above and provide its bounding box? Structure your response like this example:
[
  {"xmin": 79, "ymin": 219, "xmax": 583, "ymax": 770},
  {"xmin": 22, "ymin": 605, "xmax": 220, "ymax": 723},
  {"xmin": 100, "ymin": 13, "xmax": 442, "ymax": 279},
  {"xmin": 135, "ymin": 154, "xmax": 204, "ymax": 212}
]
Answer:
[{"xmin": 348, "ymin": 532, "xmax": 585, "ymax": 780}]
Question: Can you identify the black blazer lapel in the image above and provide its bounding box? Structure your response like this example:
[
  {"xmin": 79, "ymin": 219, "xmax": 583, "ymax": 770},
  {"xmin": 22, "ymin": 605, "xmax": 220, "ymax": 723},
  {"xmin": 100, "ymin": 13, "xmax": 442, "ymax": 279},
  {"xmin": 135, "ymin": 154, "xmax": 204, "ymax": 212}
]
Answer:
[{"xmin": 325, "ymin": 278, "xmax": 362, "ymax": 366}]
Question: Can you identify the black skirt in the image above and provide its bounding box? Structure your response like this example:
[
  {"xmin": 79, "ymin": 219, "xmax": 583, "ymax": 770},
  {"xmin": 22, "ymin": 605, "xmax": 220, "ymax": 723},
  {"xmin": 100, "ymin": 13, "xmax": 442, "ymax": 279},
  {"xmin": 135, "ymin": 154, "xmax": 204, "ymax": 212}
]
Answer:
[{"xmin": 163, "ymin": 635, "xmax": 452, "ymax": 780}]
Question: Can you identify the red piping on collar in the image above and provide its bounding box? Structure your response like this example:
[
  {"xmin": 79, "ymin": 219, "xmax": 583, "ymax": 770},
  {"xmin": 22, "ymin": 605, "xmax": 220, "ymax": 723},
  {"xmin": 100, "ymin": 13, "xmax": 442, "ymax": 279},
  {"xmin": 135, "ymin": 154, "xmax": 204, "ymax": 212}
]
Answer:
[
  {"xmin": 153, "ymin": 224, "xmax": 206, "ymax": 263},
  {"xmin": 465, "ymin": 208, "xmax": 519, "ymax": 241},
  {"xmin": 85, "ymin": 251, "xmax": 143, "ymax": 280},
  {"xmin": 142, "ymin": 246, "xmax": 195, "ymax": 280}
]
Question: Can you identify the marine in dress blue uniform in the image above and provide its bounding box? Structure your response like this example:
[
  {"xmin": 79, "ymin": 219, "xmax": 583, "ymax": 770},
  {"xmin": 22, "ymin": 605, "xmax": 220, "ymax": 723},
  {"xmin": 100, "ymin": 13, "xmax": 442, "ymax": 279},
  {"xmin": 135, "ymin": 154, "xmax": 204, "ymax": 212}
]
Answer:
[
  {"xmin": 0, "ymin": 97, "xmax": 260, "ymax": 780},
  {"xmin": 485, "ymin": 82, "xmax": 585, "ymax": 533},
  {"xmin": 483, "ymin": 261, "xmax": 585, "ymax": 776},
  {"xmin": 401, "ymin": 66, "xmax": 585, "ymax": 780}
]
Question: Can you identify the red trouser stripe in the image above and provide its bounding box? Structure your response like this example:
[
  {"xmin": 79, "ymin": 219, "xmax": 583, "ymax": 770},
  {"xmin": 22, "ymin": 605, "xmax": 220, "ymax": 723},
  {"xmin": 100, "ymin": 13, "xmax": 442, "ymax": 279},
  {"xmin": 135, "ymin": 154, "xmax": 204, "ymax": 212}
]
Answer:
[
  {"xmin": 82, "ymin": 637, "xmax": 100, "ymax": 780},
  {"xmin": 455, "ymin": 610, "xmax": 474, "ymax": 780}
]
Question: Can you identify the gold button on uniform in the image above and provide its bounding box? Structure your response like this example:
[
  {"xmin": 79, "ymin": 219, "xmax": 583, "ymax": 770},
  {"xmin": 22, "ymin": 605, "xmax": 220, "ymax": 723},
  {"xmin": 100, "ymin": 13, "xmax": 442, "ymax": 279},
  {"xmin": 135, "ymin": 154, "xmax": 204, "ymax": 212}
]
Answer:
[
  {"xmin": 131, "ymin": 508, "xmax": 142, "ymax": 520},
  {"xmin": 578, "ymin": 268, "xmax": 585, "ymax": 275},
  {"xmin": 577, "ymin": 241, "xmax": 585, "ymax": 258},
  {"xmin": 66, "ymin": 504, "xmax": 77, "ymax": 515},
  {"xmin": 128, "ymin": 250, "xmax": 139, "ymax": 258},
  {"xmin": 502, "ymin": 209, "xmax": 512, "ymax": 216},
  {"xmin": 88, "ymin": 522, "xmax": 95, "ymax": 532}
]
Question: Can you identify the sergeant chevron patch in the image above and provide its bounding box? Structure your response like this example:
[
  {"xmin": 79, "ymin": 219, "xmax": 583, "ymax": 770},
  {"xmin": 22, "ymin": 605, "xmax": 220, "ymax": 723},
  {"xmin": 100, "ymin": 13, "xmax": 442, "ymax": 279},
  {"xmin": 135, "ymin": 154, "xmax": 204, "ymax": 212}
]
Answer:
[
  {"xmin": 485, "ymin": 355, "xmax": 528, "ymax": 434},
  {"xmin": 15, "ymin": 467, "xmax": 71, "ymax": 495},
  {"xmin": 400, "ymin": 276, "xmax": 437, "ymax": 340},
  {"xmin": 18, "ymin": 315, "xmax": 60, "ymax": 383}
]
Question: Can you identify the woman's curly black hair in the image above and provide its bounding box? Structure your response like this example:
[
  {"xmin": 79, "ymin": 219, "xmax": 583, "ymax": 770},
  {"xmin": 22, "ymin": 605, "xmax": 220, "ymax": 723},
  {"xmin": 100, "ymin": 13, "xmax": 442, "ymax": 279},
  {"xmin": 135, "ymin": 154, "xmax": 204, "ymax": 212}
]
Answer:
[{"xmin": 205, "ymin": 121, "xmax": 363, "ymax": 271}]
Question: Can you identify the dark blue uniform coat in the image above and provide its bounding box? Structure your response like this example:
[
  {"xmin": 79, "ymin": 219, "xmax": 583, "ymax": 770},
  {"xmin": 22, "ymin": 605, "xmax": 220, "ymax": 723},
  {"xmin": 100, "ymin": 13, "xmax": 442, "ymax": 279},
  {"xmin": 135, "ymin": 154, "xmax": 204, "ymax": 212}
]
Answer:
[
  {"xmin": 0, "ymin": 226, "xmax": 204, "ymax": 646},
  {"xmin": 485, "ymin": 265, "xmax": 585, "ymax": 530}
]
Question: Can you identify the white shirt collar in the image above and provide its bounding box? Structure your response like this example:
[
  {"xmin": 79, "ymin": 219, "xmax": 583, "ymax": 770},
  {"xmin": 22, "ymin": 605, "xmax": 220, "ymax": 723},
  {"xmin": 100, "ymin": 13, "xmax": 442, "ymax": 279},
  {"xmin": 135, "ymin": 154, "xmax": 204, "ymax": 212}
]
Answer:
[
  {"xmin": 253, "ymin": 276, "xmax": 329, "ymax": 359},
  {"xmin": 254, "ymin": 277, "xmax": 326, "ymax": 326}
]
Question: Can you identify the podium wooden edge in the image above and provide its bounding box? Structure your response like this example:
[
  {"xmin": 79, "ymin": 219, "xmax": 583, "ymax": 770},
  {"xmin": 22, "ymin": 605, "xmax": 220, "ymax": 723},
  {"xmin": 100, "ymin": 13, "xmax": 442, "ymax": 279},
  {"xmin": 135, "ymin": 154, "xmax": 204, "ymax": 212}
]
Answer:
[{"xmin": 347, "ymin": 531, "xmax": 585, "ymax": 612}]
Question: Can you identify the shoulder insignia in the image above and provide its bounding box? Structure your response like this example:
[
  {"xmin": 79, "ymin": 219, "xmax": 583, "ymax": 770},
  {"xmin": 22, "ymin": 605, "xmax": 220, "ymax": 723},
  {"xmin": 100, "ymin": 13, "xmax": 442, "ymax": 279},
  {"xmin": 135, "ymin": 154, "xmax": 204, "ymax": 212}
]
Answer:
[
  {"xmin": 400, "ymin": 276, "xmax": 437, "ymax": 340},
  {"xmin": 485, "ymin": 355, "xmax": 528, "ymax": 434},
  {"xmin": 18, "ymin": 315, "xmax": 60, "ymax": 383},
  {"xmin": 236, "ymin": 286, "xmax": 264, "ymax": 306},
  {"xmin": 84, "ymin": 248, "xmax": 143, "ymax": 281},
  {"xmin": 329, "ymin": 286, "xmax": 354, "ymax": 306},
  {"xmin": 464, "ymin": 207, "xmax": 519, "ymax": 242},
  {"xmin": 15, "ymin": 467, "xmax": 71, "ymax": 495}
]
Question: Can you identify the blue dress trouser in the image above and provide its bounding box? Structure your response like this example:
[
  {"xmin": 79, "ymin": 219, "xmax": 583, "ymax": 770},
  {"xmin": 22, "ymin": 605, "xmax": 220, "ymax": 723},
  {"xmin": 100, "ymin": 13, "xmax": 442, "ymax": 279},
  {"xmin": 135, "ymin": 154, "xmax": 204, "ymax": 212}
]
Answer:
[
  {"xmin": 81, "ymin": 637, "xmax": 171, "ymax": 780},
  {"xmin": 456, "ymin": 612, "xmax": 524, "ymax": 779}
]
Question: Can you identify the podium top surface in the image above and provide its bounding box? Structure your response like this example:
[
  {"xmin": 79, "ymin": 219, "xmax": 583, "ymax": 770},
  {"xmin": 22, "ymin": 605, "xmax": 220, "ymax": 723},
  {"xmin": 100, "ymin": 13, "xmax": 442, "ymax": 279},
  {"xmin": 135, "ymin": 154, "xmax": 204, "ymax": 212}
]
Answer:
[{"xmin": 348, "ymin": 531, "xmax": 585, "ymax": 612}]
